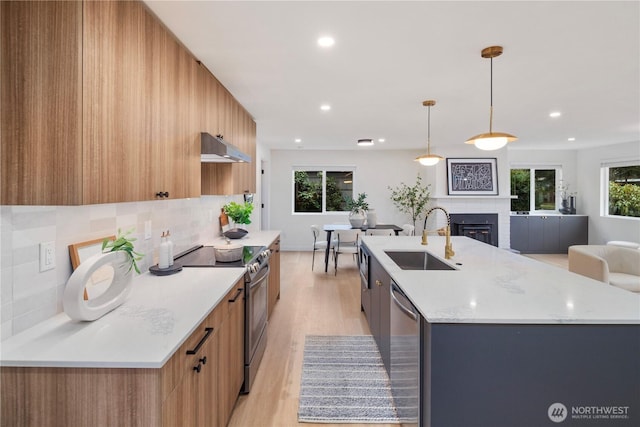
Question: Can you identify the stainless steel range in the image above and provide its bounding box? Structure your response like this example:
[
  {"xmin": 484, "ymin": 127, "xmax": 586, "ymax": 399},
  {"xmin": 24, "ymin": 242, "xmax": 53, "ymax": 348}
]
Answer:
[{"xmin": 175, "ymin": 244, "xmax": 271, "ymax": 394}]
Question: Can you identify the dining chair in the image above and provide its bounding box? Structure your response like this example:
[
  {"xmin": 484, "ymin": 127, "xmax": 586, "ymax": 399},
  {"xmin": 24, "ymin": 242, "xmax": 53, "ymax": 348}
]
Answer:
[
  {"xmin": 401, "ymin": 224, "xmax": 415, "ymax": 236},
  {"xmin": 334, "ymin": 229, "xmax": 361, "ymax": 275},
  {"xmin": 366, "ymin": 228, "xmax": 394, "ymax": 236},
  {"xmin": 311, "ymin": 225, "xmax": 335, "ymax": 271}
]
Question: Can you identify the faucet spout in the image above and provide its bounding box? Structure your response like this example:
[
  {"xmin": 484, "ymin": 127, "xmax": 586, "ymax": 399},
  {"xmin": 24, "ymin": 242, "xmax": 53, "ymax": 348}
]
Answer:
[{"xmin": 422, "ymin": 206, "xmax": 455, "ymax": 259}]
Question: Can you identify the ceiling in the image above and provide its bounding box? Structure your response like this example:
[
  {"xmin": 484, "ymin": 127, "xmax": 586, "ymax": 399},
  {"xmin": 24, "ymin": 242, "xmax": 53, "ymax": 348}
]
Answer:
[{"xmin": 144, "ymin": 1, "xmax": 640, "ymax": 152}]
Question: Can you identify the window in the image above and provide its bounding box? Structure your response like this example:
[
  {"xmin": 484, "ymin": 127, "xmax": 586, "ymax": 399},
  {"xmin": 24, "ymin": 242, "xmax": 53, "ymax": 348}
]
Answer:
[
  {"xmin": 293, "ymin": 169, "xmax": 354, "ymax": 213},
  {"xmin": 603, "ymin": 164, "xmax": 640, "ymax": 218},
  {"xmin": 510, "ymin": 167, "xmax": 560, "ymax": 212}
]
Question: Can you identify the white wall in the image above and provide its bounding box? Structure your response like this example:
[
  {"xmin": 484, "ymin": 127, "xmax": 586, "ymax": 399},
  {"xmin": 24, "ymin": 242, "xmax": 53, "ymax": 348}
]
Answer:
[
  {"xmin": 576, "ymin": 141, "xmax": 640, "ymax": 244},
  {"xmin": 270, "ymin": 145, "xmax": 513, "ymax": 251}
]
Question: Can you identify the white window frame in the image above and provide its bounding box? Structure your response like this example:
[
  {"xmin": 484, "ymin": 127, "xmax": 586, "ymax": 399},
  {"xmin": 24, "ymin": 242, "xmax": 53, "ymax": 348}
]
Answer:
[
  {"xmin": 600, "ymin": 159, "xmax": 640, "ymax": 220},
  {"xmin": 291, "ymin": 166, "xmax": 357, "ymax": 215},
  {"xmin": 510, "ymin": 165, "xmax": 563, "ymax": 213}
]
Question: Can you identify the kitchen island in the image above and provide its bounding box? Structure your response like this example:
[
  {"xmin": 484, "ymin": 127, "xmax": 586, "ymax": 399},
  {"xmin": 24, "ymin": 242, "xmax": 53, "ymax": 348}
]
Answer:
[{"xmin": 361, "ymin": 235, "xmax": 640, "ymax": 427}]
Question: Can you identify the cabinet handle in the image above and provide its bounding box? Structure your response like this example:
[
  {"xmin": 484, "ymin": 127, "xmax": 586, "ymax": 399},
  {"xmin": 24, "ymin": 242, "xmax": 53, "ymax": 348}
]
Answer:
[
  {"xmin": 199, "ymin": 356, "xmax": 207, "ymax": 365},
  {"xmin": 186, "ymin": 327, "xmax": 214, "ymax": 355},
  {"xmin": 228, "ymin": 288, "xmax": 243, "ymax": 302},
  {"xmin": 376, "ymin": 280, "xmax": 382, "ymax": 287},
  {"xmin": 193, "ymin": 363, "xmax": 202, "ymax": 373},
  {"xmin": 155, "ymin": 191, "xmax": 169, "ymax": 198}
]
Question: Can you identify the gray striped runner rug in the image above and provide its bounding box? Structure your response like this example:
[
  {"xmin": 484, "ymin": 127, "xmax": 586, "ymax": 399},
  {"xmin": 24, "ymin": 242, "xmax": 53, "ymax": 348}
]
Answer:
[{"xmin": 298, "ymin": 335, "xmax": 400, "ymax": 424}]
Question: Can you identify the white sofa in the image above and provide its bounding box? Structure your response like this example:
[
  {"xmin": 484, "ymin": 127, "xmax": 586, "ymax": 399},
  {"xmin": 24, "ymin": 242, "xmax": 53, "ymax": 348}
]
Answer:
[{"xmin": 568, "ymin": 245, "xmax": 640, "ymax": 293}]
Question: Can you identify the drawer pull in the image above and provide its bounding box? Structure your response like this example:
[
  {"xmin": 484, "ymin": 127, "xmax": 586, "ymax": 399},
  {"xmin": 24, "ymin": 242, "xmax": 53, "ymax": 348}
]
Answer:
[
  {"xmin": 228, "ymin": 288, "xmax": 243, "ymax": 302},
  {"xmin": 199, "ymin": 356, "xmax": 207, "ymax": 365},
  {"xmin": 376, "ymin": 280, "xmax": 382, "ymax": 287},
  {"xmin": 186, "ymin": 327, "xmax": 214, "ymax": 355},
  {"xmin": 193, "ymin": 363, "xmax": 202, "ymax": 373}
]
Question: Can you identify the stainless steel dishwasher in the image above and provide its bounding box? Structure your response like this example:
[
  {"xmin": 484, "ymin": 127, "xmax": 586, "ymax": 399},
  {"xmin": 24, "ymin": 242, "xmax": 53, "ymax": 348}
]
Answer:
[{"xmin": 390, "ymin": 280, "xmax": 420, "ymax": 426}]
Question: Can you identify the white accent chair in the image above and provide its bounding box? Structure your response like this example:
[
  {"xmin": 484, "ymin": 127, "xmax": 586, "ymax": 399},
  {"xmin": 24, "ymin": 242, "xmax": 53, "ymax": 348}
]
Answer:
[
  {"xmin": 400, "ymin": 224, "xmax": 415, "ymax": 236},
  {"xmin": 311, "ymin": 225, "xmax": 335, "ymax": 271},
  {"xmin": 334, "ymin": 229, "xmax": 360, "ymax": 275},
  {"xmin": 568, "ymin": 245, "xmax": 640, "ymax": 293}
]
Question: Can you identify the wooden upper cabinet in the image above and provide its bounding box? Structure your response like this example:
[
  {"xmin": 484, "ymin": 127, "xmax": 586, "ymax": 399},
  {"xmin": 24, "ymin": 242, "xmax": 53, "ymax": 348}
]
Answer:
[
  {"xmin": 1, "ymin": 0, "xmax": 83, "ymax": 205},
  {"xmin": 82, "ymin": 0, "xmax": 153, "ymax": 204},
  {"xmin": 200, "ymin": 69, "xmax": 257, "ymax": 196},
  {"xmin": 2, "ymin": 0, "xmax": 251, "ymax": 205},
  {"xmin": 83, "ymin": 0, "xmax": 199, "ymax": 204}
]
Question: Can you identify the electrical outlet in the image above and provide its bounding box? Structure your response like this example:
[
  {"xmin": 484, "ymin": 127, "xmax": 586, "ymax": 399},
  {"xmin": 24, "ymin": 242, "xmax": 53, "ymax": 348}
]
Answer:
[
  {"xmin": 39, "ymin": 242, "xmax": 56, "ymax": 272},
  {"xmin": 144, "ymin": 220, "xmax": 152, "ymax": 240}
]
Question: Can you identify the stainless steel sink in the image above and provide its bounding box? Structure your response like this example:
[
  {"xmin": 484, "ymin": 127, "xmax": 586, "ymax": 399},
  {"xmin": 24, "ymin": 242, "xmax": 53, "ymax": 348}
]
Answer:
[{"xmin": 384, "ymin": 251, "xmax": 456, "ymax": 271}]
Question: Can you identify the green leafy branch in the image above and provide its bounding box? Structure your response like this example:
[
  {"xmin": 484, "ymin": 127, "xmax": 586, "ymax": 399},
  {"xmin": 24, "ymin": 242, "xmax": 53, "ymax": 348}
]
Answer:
[
  {"xmin": 223, "ymin": 201, "xmax": 254, "ymax": 225},
  {"xmin": 388, "ymin": 174, "xmax": 431, "ymax": 229},
  {"xmin": 345, "ymin": 192, "xmax": 369, "ymax": 213},
  {"xmin": 102, "ymin": 228, "xmax": 144, "ymax": 274}
]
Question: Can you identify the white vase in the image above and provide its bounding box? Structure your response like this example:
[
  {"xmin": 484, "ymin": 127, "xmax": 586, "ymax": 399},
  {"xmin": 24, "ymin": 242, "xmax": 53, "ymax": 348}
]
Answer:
[
  {"xmin": 63, "ymin": 251, "xmax": 133, "ymax": 321},
  {"xmin": 349, "ymin": 209, "xmax": 365, "ymax": 228},
  {"xmin": 366, "ymin": 209, "xmax": 377, "ymax": 228}
]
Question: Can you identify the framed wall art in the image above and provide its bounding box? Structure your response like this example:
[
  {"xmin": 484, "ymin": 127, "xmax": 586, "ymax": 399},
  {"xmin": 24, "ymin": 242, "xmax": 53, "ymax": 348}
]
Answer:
[{"xmin": 446, "ymin": 158, "xmax": 498, "ymax": 196}]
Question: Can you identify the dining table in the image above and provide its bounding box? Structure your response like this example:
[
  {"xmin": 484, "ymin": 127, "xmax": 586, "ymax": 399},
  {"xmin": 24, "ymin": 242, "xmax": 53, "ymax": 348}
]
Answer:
[{"xmin": 322, "ymin": 223, "xmax": 403, "ymax": 272}]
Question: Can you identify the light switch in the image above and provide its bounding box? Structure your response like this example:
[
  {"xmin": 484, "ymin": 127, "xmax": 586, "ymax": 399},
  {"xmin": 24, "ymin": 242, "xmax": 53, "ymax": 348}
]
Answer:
[{"xmin": 39, "ymin": 242, "xmax": 55, "ymax": 272}]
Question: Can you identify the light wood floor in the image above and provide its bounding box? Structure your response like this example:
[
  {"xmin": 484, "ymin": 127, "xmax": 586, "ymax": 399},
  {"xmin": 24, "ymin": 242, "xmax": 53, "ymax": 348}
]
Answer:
[
  {"xmin": 227, "ymin": 251, "xmax": 397, "ymax": 427},
  {"xmin": 523, "ymin": 253, "xmax": 569, "ymax": 270}
]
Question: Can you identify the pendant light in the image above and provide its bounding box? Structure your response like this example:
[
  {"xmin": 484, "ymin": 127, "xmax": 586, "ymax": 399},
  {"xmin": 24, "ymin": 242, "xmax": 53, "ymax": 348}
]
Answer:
[
  {"xmin": 415, "ymin": 100, "xmax": 444, "ymax": 166},
  {"xmin": 465, "ymin": 46, "xmax": 517, "ymax": 151}
]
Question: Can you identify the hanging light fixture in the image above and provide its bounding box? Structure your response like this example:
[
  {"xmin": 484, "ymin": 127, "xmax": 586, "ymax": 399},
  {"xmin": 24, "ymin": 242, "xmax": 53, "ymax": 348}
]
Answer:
[
  {"xmin": 415, "ymin": 100, "xmax": 444, "ymax": 166},
  {"xmin": 466, "ymin": 46, "xmax": 517, "ymax": 151}
]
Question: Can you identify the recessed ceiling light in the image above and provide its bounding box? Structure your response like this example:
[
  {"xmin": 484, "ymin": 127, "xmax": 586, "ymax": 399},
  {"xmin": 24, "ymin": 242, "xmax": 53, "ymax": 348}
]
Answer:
[
  {"xmin": 549, "ymin": 111, "xmax": 562, "ymax": 118},
  {"xmin": 294, "ymin": 138, "xmax": 301, "ymax": 143},
  {"xmin": 317, "ymin": 36, "xmax": 335, "ymax": 47},
  {"xmin": 320, "ymin": 104, "xmax": 331, "ymax": 111},
  {"xmin": 357, "ymin": 139, "xmax": 374, "ymax": 146},
  {"xmin": 568, "ymin": 137, "xmax": 576, "ymax": 141},
  {"xmin": 378, "ymin": 138, "xmax": 385, "ymax": 143}
]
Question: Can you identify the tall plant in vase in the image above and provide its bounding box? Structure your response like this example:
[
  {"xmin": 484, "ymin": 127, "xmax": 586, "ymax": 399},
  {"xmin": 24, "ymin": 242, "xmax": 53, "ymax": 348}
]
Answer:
[{"xmin": 388, "ymin": 174, "xmax": 431, "ymax": 231}]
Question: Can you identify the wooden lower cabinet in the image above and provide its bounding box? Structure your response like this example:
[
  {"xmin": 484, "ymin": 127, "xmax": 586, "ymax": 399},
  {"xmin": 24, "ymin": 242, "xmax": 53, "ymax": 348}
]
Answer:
[
  {"xmin": 267, "ymin": 236, "xmax": 281, "ymax": 319},
  {"xmin": 0, "ymin": 280, "xmax": 245, "ymax": 427},
  {"xmin": 216, "ymin": 283, "xmax": 245, "ymax": 425}
]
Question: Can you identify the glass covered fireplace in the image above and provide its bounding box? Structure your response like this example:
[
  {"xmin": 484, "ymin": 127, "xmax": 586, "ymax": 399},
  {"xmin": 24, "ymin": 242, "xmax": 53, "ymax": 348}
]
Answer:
[{"xmin": 449, "ymin": 213, "xmax": 498, "ymax": 247}]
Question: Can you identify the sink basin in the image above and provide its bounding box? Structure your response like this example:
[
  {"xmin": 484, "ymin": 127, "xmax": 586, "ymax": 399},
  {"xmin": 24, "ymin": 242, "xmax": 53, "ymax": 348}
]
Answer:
[{"xmin": 384, "ymin": 251, "xmax": 456, "ymax": 271}]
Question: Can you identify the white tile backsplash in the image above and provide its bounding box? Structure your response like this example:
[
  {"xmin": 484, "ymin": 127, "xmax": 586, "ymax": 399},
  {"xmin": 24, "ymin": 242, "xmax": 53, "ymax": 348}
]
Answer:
[{"xmin": 0, "ymin": 195, "xmax": 246, "ymax": 341}]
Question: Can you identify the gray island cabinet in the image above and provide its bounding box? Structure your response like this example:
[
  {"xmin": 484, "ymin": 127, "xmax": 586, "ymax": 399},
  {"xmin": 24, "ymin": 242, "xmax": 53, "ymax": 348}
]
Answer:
[{"xmin": 360, "ymin": 236, "xmax": 640, "ymax": 427}]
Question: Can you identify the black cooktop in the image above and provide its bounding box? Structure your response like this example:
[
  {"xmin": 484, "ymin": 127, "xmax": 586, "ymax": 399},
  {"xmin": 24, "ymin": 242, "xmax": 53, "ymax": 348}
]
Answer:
[{"xmin": 175, "ymin": 245, "xmax": 265, "ymax": 268}]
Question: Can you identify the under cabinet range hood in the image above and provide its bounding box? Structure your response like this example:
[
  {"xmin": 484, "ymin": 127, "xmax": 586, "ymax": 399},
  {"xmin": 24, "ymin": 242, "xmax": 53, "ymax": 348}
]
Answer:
[{"xmin": 201, "ymin": 132, "xmax": 251, "ymax": 163}]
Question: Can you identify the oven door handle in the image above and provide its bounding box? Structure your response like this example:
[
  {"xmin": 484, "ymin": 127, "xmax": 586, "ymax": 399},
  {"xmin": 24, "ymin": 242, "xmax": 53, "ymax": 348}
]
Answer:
[{"xmin": 249, "ymin": 264, "xmax": 270, "ymax": 289}]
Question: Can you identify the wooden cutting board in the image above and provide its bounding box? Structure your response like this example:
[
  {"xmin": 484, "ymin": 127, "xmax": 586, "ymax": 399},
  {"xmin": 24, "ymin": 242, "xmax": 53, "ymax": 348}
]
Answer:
[{"xmin": 219, "ymin": 208, "xmax": 230, "ymax": 232}]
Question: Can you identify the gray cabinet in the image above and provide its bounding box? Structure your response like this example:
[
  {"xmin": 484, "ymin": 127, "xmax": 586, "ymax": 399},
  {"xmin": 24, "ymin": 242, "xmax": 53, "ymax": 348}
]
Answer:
[
  {"xmin": 510, "ymin": 215, "xmax": 588, "ymax": 254},
  {"xmin": 558, "ymin": 215, "xmax": 588, "ymax": 250},
  {"xmin": 422, "ymin": 322, "xmax": 639, "ymax": 427},
  {"xmin": 368, "ymin": 255, "xmax": 391, "ymax": 374}
]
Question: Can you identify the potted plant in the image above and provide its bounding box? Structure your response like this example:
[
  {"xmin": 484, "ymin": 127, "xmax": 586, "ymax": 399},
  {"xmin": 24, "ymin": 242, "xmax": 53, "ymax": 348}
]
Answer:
[
  {"xmin": 388, "ymin": 174, "xmax": 431, "ymax": 230},
  {"xmin": 102, "ymin": 228, "xmax": 144, "ymax": 274},
  {"xmin": 345, "ymin": 192, "xmax": 369, "ymax": 228},
  {"xmin": 223, "ymin": 201, "xmax": 254, "ymax": 238}
]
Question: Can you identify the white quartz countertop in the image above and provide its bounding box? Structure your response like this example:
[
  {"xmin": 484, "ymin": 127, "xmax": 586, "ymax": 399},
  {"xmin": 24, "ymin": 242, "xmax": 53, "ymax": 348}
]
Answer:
[
  {"xmin": 361, "ymin": 236, "xmax": 640, "ymax": 325},
  {"xmin": 0, "ymin": 231, "xmax": 281, "ymax": 368}
]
